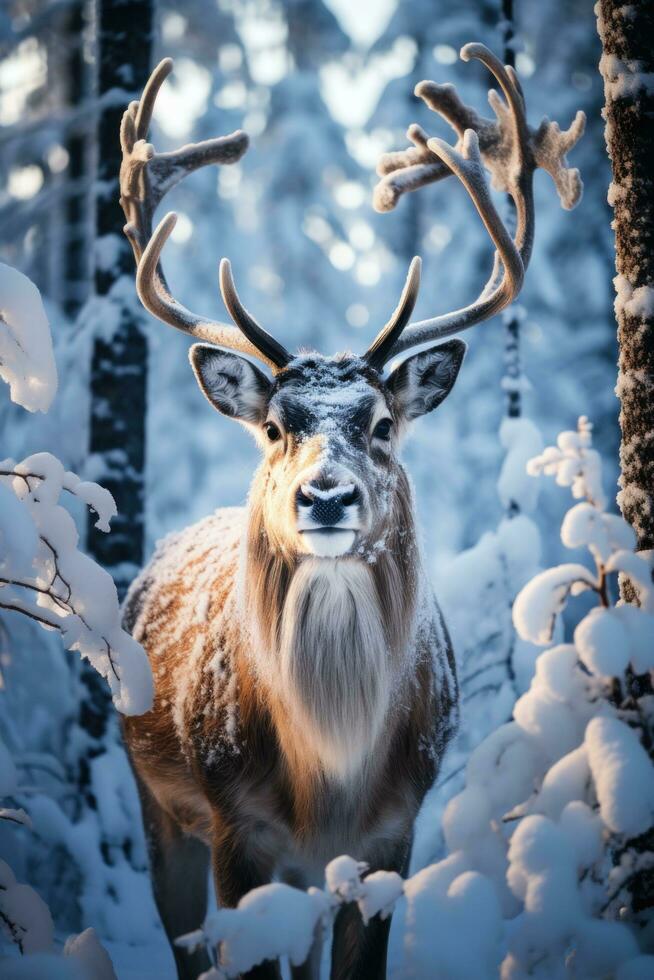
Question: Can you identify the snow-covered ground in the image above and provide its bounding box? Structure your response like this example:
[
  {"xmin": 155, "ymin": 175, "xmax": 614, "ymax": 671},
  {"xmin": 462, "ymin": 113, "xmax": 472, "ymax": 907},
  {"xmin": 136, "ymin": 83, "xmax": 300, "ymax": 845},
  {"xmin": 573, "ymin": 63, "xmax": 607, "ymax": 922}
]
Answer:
[{"xmin": 106, "ymin": 937, "xmax": 175, "ymax": 980}]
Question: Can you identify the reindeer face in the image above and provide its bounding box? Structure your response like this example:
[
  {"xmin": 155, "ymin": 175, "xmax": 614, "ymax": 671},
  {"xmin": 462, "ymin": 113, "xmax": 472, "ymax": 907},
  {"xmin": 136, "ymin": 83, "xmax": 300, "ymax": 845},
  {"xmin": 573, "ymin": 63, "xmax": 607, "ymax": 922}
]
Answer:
[
  {"xmin": 190, "ymin": 341, "xmax": 465, "ymax": 560},
  {"xmin": 257, "ymin": 355, "xmax": 398, "ymax": 559}
]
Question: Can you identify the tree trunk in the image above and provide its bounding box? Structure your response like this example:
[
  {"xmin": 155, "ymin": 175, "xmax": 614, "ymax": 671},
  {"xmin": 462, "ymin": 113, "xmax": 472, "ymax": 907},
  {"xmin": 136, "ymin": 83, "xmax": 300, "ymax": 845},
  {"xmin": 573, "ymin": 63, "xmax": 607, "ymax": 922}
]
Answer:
[
  {"xmin": 87, "ymin": 0, "xmax": 152, "ymax": 600},
  {"xmin": 63, "ymin": 0, "xmax": 91, "ymax": 318},
  {"xmin": 597, "ymin": 0, "xmax": 654, "ymax": 556},
  {"xmin": 81, "ymin": 0, "xmax": 152, "ymax": 752},
  {"xmin": 597, "ymin": 0, "xmax": 654, "ymax": 924}
]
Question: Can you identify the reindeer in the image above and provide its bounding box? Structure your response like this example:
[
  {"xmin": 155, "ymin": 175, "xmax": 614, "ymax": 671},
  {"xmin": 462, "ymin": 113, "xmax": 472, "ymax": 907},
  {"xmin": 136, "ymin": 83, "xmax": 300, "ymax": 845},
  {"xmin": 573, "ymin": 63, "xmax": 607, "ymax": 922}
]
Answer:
[{"xmin": 119, "ymin": 44, "xmax": 583, "ymax": 980}]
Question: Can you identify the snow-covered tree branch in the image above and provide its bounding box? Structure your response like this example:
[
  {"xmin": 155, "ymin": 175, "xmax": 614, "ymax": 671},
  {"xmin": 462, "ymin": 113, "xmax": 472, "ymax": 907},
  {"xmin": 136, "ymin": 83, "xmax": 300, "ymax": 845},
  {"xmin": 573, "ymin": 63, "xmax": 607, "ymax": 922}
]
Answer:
[{"xmin": 0, "ymin": 261, "xmax": 151, "ymax": 972}]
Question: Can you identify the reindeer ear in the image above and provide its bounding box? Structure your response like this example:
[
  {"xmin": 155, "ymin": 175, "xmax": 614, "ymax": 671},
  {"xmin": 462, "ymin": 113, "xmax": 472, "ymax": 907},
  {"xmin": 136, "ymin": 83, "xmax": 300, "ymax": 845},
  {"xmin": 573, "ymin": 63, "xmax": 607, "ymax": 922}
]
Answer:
[
  {"xmin": 189, "ymin": 345, "xmax": 272, "ymax": 424},
  {"xmin": 386, "ymin": 340, "xmax": 466, "ymax": 421}
]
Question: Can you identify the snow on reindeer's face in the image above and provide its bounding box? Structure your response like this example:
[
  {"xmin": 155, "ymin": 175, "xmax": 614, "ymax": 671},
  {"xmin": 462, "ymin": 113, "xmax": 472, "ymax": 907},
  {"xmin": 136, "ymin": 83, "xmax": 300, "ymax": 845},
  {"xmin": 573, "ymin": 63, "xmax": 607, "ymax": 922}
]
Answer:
[{"xmin": 189, "ymin": 343, "xmax": 466, "ymax": 559}]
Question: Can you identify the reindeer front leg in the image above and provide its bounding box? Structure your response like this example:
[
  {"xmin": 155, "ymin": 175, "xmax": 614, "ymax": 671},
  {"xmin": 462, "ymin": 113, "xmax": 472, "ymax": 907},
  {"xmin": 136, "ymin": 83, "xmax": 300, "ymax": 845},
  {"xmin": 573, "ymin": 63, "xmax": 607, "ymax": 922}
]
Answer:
[
  {"xmin": 330, "ymin": 906, "xmax": 392, "ymax": 980},
  {"xmin": 135, "ymin": 779, "xmax": 211, "ymax": 980},
  {"xmin": 211, "ymin": 821, "xmax": 282, "ymax": 979},
  {"xmin": 330, "ymin": 837, "xmax": 412, "ymax": 980}
]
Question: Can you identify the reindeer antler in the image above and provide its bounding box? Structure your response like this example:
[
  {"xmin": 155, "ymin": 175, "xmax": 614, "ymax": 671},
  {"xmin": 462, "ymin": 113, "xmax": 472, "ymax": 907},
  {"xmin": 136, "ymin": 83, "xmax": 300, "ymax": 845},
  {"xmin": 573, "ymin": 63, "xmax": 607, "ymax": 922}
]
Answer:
[
  {"xmin": 365, "ymin": 43, "xmax": 585, "ymax": 364},
  {"xmin": 119, "ymin": 58, "xmax": 291, "ymax": 372}
]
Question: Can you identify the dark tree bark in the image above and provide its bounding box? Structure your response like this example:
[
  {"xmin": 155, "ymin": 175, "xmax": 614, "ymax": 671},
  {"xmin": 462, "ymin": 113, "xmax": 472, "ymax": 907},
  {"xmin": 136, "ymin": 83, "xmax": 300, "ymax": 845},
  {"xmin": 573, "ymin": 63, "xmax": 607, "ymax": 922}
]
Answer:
[
  {"xmin": 80, "ymin": 0, "xmax": 152, "ymax": 757},
  {"xmin": 63, "ymin": 0, "xmax": 91, "ymax": 318},
  {"xmin": 598, "ymin": 0, "xmax": 654, "ymax": 926},
  {"xmin": 87, "ymin": 0, "xmax": 152, "ymax": 600},
  {"xmin": 597, "ymin": 0, "xmax": 654, "ymax": 555}
]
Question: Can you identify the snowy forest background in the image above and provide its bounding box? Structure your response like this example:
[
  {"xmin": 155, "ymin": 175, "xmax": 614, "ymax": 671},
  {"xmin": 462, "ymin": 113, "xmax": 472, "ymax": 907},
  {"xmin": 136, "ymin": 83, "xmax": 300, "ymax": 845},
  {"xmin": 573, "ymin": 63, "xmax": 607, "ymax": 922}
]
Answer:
[{"xmin": 1, "ymin": 0, "xmax": 652, "ymax": 978}]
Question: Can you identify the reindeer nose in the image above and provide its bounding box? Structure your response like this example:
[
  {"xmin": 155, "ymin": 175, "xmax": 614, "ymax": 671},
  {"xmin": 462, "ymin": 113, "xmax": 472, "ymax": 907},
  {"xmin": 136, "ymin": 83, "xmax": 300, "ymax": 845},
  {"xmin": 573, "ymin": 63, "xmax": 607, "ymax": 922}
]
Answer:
[{"xmin": 297, "ymin": 483, "xmax": 360, "ymax": 526}]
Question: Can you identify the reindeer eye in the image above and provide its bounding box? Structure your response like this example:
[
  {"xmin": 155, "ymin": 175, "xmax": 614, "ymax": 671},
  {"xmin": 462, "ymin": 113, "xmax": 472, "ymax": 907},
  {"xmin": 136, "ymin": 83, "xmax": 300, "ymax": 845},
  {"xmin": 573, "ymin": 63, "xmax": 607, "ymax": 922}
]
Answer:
[
  {"xmin": 263, "ymin": 421, "xmax": 281, "ymax": 442},
  {"xmin": 372, "ymin": 418, "xmax": 392, "ymax": 441}
]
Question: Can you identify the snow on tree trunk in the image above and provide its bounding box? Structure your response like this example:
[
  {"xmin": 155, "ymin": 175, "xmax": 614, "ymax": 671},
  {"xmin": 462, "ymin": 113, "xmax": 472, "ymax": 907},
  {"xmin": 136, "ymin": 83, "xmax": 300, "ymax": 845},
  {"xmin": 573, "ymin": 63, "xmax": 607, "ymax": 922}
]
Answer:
[
  {"xmin": 87, "ymin": 0, "xmax": 152, "ymax": 602},
  {"xmin": 597, "ymin": 1, "xmax": 654, "ymax": 558},
  {"xmin": 597, "ymin": 8, "xmax": 654, "ymax": 917},
  {"xmin": 72, "ymin": 1, "xmax": 154, "ymax": 896}
]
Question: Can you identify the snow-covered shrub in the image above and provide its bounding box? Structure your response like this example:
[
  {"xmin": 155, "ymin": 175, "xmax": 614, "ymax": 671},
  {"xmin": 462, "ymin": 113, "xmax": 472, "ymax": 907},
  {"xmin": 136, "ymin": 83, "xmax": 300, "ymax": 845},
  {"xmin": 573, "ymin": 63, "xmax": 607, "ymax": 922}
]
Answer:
[
  {"xmin": 0, "ymin": 263, "xmax": 151, "ymax": 972},
  {"xmin": 440, "ymin": 416, "xmax": 654, "ymax": 977},
  {"xmin": 419, "ymin": 414, "xmax": 545, "ymax": 870}
]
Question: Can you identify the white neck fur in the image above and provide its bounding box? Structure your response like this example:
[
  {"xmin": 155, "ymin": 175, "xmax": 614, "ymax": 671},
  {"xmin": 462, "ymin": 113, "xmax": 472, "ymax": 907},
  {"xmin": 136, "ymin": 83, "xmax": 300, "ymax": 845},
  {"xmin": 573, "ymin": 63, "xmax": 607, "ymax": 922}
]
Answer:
[{"xmin": 276, "ymin": 557, "xmax": 392, "ymax": 780}]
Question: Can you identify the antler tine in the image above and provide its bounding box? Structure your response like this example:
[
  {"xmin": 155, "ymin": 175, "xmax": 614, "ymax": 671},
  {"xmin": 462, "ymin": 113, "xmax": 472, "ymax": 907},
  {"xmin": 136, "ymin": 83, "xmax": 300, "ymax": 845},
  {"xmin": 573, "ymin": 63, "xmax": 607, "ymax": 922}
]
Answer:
[
  {"xmin": 119, "ymin": 58, "xmax": 290, "ymax": 373},
  {"xmin": 364, "ymin": 257, "xmax": 422, "ymax": 369},
  {"xmin": 371, "ymin": 42, "xmax": 585, "ymax": 362},
  {"xmin": 134, "ymin": 57, "xmax": 173, "ymax": 141},
  {"xmin": 461, "ymin": 43, "xmax": 533, "ymax": 267},
  {"xmin": 219, "ymin": 259, "xmax": 291, "ymax": 369},
  {"xmin": 134, "ymin": 213, "xmax": 278, "ymax": 364}
]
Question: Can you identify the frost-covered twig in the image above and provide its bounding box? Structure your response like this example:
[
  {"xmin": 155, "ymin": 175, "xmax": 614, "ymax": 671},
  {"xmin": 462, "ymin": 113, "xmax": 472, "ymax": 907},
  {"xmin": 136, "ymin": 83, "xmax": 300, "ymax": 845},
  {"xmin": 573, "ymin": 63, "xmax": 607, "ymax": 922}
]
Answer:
[
  {"xmin": 0, "ymin": 453, "xmax": 152, "ymax": 715},
  {"xmin": 527, "ymin": 416, "xmax": 606, "ymax": 508}
]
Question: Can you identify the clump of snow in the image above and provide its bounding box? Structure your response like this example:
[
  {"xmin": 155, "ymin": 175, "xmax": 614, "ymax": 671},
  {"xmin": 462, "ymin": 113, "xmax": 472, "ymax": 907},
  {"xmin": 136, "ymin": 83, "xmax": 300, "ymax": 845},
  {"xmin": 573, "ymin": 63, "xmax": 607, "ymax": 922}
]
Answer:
[
  {"xmin": 356, "ymin": 870, "xmax": 404, "ymax": 925},
  {"xmin": 527, "ymin": 415, "xmax": 606, "ymax": 508},
  {"xmin": 574, "ymin": 606, "xmax": 633, "ymax": 677},
  {"xmin": 177, "ymin": 881, "xmax": 330, "ymax": 977},
  {"xmin": 561, "ymin": 502, "xmax": 635, "ymax": 563},
  {"xmin": 63, "ymin": 928, "xmax": 118, "ymax": 980},
  {"xmin": 0, "ymin": 481, "xmax": 40, "ymax": 579},
  {"xmin": 513, "ymin": 563, "xmax": 596, "ymax": 644},
  {"xmin": 0, "ymin": 262, "xmax": 57, "ymax": 413},
  {"xmin": 599, "ymin": 53, "xmax": 654, "ymax": 101},
  {"xmin": 403, "ymin": 864, "xmax": 502, "ymax": 980},
  {"xmin": 585, "ymin": 716, "xmax": 654, "ymax": 838},
  {"xmin": 613, "ymin": 275, "xmax": 654, "ymax": 320},
  {"xmin": 504, "ymin": 811, "xmax": 638, "ymax": 979},
  {"xmin": 325, "ymin": 855, "xmax": 367, "ymax": 902}
]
